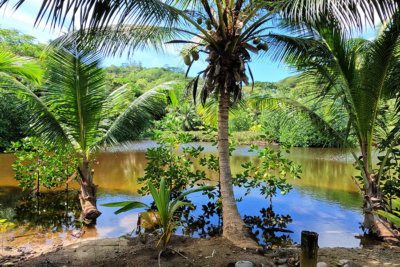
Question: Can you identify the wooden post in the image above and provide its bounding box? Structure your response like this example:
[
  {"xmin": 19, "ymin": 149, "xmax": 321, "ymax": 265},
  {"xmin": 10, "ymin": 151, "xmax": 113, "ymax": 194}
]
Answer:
[{"xmin": 300, "ymin": 231, "xmax": 318, "ymax": 267}]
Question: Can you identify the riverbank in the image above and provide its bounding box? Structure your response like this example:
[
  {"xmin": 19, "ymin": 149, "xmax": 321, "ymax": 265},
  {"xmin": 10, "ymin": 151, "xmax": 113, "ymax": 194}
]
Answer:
[
  {"xmin": 2, "ymin": 235, "xmax": 400, "ymax": 267},
  {"xmin": 159, "ymin": 130, "xmax": 274, "ymax": 146}
]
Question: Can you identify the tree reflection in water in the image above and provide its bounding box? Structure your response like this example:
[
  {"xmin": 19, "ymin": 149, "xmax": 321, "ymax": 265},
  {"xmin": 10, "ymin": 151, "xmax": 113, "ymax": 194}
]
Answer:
[
  {"xmin": 5, "ymin": 189, "xmax": 293, "ymax": 248},
  {"xmin": 13, "ymin": 190, "xmax": 81, "ymax": 232},
  {"xmin": 181, "ymin": 199, "xmax": 293, "ymax": 247},
  {"xmin": 182, "ymin": 201, "xmax": 222, "ymax": 238},
  {"xmin": 244, "ymin": 207, "xmax": 294, "ymax": 247}
]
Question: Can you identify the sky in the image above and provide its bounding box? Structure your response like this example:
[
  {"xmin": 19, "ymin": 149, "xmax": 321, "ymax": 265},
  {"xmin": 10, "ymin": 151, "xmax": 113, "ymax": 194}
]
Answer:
[{"xmin": 0, "ymin": 0, "xmax": 377, "ymax": 82}]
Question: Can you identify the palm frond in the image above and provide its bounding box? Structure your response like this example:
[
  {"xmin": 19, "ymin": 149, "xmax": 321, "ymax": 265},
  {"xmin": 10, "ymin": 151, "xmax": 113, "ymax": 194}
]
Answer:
[
  {"xmin": 0, "ymin": 74, "xmax": 71, "ymax": 148},
  {"xmin": 0, "ymin": 0, "xmax": 181, "ymax": 31},
  {"xmin": 273, "ymin": 0, "xmax": 398, "ymax": 32},
  {"xmin": 43, "ymin": 47, "xmax": 107, "ymax": 156},
  {"xmin": 101, "ymin": 201, "xmax": 150, "ymax": 215},
  {"xmin": 0, "ymin": 50, "xmax": 42, "ymax": 84},
  {"xmin": 251, "ymin": 92, "xmax": 347, "ymax": 143},
  {"xmin": 355, "ymin": 12, "xmax": 400, "ymax": 139},
  {"xmin": 51, "ymin": 24, "xmax": 191, "ymax": 56},
  {"xmin": 102, "ymin": 88, "xmax": 166, "ymax": 145}
]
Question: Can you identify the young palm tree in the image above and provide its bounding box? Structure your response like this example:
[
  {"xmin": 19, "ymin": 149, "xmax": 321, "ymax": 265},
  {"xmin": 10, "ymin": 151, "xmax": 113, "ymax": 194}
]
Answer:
[
  {"xmin": 265, "ymin": 14, "xmax": 400, "ymax": 241},
  {"xmin": 11, "ymin": 47, "xmax": 165, "ymax": 222}
]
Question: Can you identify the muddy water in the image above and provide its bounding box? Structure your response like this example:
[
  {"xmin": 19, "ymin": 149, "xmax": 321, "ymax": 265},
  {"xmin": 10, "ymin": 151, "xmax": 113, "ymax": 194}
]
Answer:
[{"xmin": 0, "ymin": 141, "xmax": 364, "ymax": 248}]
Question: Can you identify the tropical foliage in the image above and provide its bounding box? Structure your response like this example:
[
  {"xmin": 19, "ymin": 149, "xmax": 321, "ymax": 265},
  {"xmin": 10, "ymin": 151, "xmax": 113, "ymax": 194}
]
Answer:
[
  {"xmin": 105, "ymin": 64, "xmax": 186, "ymax": 97},
  {"xmin": 138, "ymin": 132, "xmax": 215, "ymax": 197},
  {"xmin": 374, "ymin": 199, "xmax": 400, "ymax": 226},
  {"xmin": 5, "ymin": 137, "xmax": 77, "ymax": 193},
  {"xmin": 234, "ymin": 144, "xmax": 301, "ymax": 204},
  {"xmin": 102, "ymin": 178, "xmax": 214, "ymax": 248}
]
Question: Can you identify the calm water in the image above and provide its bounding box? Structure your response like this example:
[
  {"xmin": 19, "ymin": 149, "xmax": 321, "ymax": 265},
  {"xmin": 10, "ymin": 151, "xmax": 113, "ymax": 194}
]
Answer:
[{"xmin": 0, "ymin": 141, "xmax": 364, "ymax": 248}]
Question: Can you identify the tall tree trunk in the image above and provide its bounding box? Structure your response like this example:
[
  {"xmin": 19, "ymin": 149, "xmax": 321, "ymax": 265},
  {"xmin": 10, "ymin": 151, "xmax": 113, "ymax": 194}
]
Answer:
[
  {"xmin": 78, "ymin": 160, "xmax": 101, "ymax": 223},
  {"xmin": 218, "ymin": 89, "xmax": 259, "ymax": 249}
]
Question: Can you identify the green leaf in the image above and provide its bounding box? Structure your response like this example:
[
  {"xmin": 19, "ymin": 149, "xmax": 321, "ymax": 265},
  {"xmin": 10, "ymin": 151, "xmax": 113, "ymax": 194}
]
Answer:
[
  {"xmin": 101, "ymin": 201, "xmax": 143, "ymax": 207},
  {"xmin": 374, "ymin": 210, "xmax": 400, "ymax": 226},
  {"xmin": 101, "ymin": 201, "xmax": 149, "ymax": 214},
  {"xmin": 173, "ymin": 185, "xmax": 214, "ymax": 203},
  {"xmin": 392, "ymin": 199, "xmax": 400, "ymax": 210}
]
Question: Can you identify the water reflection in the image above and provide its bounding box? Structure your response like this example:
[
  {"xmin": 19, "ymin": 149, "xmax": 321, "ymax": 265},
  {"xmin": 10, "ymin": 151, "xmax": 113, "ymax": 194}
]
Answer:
[
  {"xmin": 0, "ymin": 142, "xmax": 364, "ymax": 247},
  {"xmin": 182, "ymin": 198, "xmax": 222, "ymax": 238},
  {"xmin": 13, "ymin": 190, "xmax": 81, "ymax": 231},
  {"xmin": 244, "ymin": 207, "xmax": 294, "ymax": 247}
]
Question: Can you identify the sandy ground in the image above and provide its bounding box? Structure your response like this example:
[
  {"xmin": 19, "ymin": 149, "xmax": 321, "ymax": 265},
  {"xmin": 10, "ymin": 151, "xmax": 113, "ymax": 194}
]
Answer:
[{"xmin": 1, "ymin": 235, "xmax": 400, "ymax": 267}]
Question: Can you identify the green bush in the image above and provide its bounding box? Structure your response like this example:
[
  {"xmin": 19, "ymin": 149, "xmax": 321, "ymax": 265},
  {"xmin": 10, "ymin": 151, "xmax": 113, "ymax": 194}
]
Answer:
[
  {"xmin": 230, "ymin": 112, "xmax": 252, "ymax": 132},
  {"xmin": 5, "ymin": 137, "xmax": 78, "ymax": 192},
  {"xmin": 260, "ymin": 110, "xmax": 340, "ymax": 147}
]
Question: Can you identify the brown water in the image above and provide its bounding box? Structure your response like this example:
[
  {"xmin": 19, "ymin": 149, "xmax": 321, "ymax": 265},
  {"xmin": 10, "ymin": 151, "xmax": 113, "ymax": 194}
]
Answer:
[{"xmin": 0, "ymin": 141, "xmax": 364, "ymax": 248}]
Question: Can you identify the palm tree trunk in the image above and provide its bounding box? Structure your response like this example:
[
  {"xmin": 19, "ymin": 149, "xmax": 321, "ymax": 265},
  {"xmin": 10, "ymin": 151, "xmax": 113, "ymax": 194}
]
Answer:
[
  {"xmin": 218, "ymin": 89, "xmax": 259, "ymax": 249},
  {"xmin": 78, "ymin": 160, "xmax": 101, "ymax": 223},
  {"xmin": 360, "ymin": 142, "xmax": 398, "ymax": 242}
]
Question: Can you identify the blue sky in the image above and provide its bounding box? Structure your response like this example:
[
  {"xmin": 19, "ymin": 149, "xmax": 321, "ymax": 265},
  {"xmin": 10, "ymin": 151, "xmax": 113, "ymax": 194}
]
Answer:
[{"xmin": 0, "ymin": 0, "xmax": 377, "ymax": 82}]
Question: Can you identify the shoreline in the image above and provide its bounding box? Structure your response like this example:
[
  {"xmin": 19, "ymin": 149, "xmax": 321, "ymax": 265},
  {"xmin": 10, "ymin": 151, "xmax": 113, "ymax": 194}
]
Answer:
[{"xmin": 2, "ymin": 235, "xmax": 400, "ymax": 266}]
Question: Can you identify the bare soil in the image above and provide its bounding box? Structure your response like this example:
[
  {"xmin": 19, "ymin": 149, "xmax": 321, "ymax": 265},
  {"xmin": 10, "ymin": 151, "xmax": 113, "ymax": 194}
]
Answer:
[{"xmin": 1, "ymin": 235, "xmax": 400, "ymax": 267}]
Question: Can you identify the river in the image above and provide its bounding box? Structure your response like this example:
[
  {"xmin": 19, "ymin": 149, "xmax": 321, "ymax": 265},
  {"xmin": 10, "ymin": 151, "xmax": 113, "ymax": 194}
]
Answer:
[{"xmin": 0, "ymin": 141, "xmax": 364, "ymax": 248}]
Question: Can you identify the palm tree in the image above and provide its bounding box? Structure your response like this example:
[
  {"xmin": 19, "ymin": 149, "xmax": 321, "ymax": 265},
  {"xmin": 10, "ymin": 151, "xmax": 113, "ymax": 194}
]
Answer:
[
  {"xmin": 1, "ymin": 0, "xmax": 397, "ymax": 246},
  {"xmin": 11, "ymin": 47, "xmax": 165, "ymax": 222},
  {"xmin": 264, "ymin": 13, "xmax": 400, "ymax": 241}
]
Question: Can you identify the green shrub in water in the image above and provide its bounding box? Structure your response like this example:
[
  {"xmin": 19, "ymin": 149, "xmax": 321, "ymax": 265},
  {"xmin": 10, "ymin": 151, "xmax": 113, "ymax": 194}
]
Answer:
[{"xmin": 5, "ymin": 136, "xmax": 78, "ymax": 193}]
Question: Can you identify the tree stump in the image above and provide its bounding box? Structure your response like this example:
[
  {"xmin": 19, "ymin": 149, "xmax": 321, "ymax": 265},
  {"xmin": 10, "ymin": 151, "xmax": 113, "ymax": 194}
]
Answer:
[{"xmin": 300, "ymin": 231, "xmax": 319, "ymax": 267}]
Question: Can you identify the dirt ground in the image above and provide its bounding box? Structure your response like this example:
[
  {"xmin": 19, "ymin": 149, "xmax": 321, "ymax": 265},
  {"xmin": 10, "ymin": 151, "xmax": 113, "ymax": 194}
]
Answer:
[{"xmin": 1, "ymin": 235, "xmax": 400, "ymax": 267}]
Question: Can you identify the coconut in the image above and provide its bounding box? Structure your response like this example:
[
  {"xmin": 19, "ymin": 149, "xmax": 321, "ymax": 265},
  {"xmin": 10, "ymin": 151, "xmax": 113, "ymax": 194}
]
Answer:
[
  {"xmin": 183, "ymin": 55, "xmax": 191, "ymax": 65},
  {"xmin": 253, "ymin": 37, "xmax": 261, "ymax": 45},
  {"xmin": 191, "ymin": 51, "xmax": 199, "ymax": 61}
]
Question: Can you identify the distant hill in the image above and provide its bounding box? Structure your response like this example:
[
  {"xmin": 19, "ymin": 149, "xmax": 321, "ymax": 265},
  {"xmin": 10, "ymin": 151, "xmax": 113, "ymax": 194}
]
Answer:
[
  {"xmin": 105, "ymin": 64, "xmax": 186, "ymax": 98},
  {"xmin": 276, "ymin": 75, "xmax": 300, "ymax": 90}
]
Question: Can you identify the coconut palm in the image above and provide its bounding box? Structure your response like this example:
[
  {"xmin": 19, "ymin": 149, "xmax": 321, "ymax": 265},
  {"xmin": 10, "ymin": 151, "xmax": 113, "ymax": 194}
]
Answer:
[
  {"xmin": 262, "ymin": 13, "xmax": 400, "ymax": 241},
  {"xmin": 11, "ymin": 47, "xmax": 165, "ymax": 222}
]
